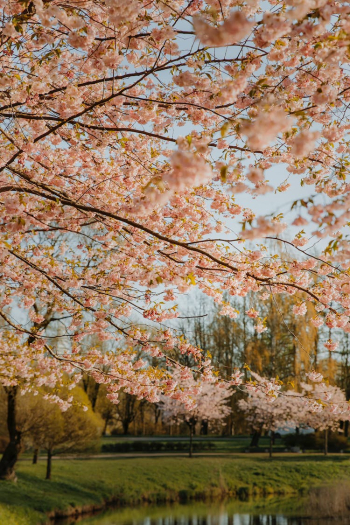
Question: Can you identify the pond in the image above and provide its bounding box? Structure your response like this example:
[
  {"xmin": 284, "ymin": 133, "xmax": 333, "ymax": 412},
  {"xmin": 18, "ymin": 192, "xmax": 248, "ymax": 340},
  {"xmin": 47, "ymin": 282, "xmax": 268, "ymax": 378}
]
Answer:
[{"xmin": 57, "ymin": 496, "xmax": 350, "ymax": 525}]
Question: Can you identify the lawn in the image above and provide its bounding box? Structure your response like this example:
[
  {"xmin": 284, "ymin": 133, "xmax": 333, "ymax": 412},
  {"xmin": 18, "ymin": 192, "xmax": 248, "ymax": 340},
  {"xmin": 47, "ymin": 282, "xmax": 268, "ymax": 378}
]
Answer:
[{"xmin": 2, "ymin": 455, "xmax": 350, "ymax": 524}]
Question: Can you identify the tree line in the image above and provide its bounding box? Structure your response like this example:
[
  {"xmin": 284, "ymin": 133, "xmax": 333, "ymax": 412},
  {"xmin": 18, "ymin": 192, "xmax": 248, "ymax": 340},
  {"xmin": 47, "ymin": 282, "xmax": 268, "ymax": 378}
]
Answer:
[{"xmin": 1, "ymin": 291, "xmax": 350, "ymax": 480}]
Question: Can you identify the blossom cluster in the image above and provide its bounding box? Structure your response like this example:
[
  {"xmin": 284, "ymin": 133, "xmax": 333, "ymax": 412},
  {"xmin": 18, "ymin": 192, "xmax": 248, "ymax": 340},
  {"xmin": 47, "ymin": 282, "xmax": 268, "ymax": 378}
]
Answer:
[{"xmin": 0, "ymin": 0, "xmax": 349, "ymax": 406}]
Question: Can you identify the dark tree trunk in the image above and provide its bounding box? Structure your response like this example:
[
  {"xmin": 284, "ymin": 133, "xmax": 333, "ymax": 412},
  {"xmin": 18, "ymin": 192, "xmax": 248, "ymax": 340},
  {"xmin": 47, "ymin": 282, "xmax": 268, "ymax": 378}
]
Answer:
[
  {"xmin": 0, "ymin": 386, "xmax": 22, "ymax": 481},
  {"xmin": 90, "ymin": 382, "xmax": 100, "ymax": 411},
  {"xmin": 46, "ymin": 449, "xmax": 53, "ymax": 480},
  {"xmin": 324, "ymin": 429, "xmax": 328, "ymax": 456},
  {"xmin": 82, "ymin": 374, "xmax": 89, "ymax": 393},
  {"xmin": 345, "ymin": 421, "xmax": 349, "ymax": 438},
  {"xmin": 154, "ymin": 405, "xmax": 161, "ymax": 428},
  {"xmin": 122, "ymin": 420, "xmax": 130, "ymax": 435},
  {"xmin": 32, "ymin": 448, "xmax": 39, "ymax": 464},
  {"xmin": 189, "ymin": 422, "xmax": 194, "ymax": 458},
  {"xmin": 200, "ymin": 420, "xmax": 209, "ymax": 435},
  {"xmin": 102, "ymin": 417, "xmax": 109, "ymax": 436},
  {"xmin": 269, "ymin": 431, "xmax": 274, "ymax": 458},
  {"xmin": 250, "ymin": 429, "xmax": 262, "ymax": 448}
]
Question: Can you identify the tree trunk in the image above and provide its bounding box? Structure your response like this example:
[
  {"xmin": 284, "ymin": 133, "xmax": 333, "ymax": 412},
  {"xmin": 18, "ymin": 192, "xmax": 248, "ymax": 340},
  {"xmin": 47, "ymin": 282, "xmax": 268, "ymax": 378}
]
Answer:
[
  {"xmin": 345, "ymin": 421, "xmax": 349, "ymax": 438},
  {"xmin": 122, "ymin": 420, "xmax": 130, "ymax": 435},
  {"xmin": 102, "ymin": 417, "xmax": 109, "ymax": 436},
  {"xmin": 189, "ymin": 423, "xmax": 194, "ymax": 458},
  {"xmin": 250, "ymin": 429, "xmax": 261, "ymax": 448},
  {"xmin": 0, "ymin": 386, "xmax": 22, "ymax": 481},
  {"xmin": 324, "ymin": 429, "xmax": 328, "ymax": 456},
  {"xmin": 200, "ymin": 420, "xmax": 209, "ymax": 435},
  {"xmin": 90, "ymin": 382, "xmax": 100, "ymax": 411},
  {"xmin": 46, "ymin": 449, "xmax": 53, "ymax": 480},
  {"xmin": 154, "ymin": 406, "xmax": 161, "ymax": 430},
  {"xmin": 269, "ymin": 431, "xmax": 273, "ymax": 459},
  {"xmin": 32, "ymin": 448, "xmax": 39, "ymax": 464}
]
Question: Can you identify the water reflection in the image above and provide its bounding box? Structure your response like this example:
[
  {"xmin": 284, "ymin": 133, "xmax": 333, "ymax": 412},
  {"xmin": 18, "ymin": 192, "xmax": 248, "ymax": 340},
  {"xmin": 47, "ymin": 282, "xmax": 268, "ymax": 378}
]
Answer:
[{"xmin": 59, "ymin": 499, "xmax": 350, "ymax": 525}]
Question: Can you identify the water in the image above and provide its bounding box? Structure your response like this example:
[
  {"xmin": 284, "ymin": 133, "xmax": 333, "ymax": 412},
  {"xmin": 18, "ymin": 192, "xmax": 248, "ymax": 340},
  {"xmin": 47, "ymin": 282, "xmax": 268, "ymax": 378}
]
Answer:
[{"xmin": 57, "ymin": 499, "xmax": 350, "ymax": 525}]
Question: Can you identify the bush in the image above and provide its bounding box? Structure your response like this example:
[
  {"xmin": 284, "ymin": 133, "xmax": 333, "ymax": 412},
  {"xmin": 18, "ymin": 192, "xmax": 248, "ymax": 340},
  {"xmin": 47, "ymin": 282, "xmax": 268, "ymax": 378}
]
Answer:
[
  {"xmin": 102, "ymin": 440, "xmax": 215, "ymax": 453},
  {"xmin": 283, "ymin": 432, "xmax": 349, "ymax": 452}
]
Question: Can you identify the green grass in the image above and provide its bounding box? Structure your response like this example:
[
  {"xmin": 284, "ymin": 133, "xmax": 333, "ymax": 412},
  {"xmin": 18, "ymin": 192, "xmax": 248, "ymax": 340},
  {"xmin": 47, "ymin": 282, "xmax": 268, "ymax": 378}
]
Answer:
[{"xmin": 2, "ymin": 455, "xmax": 350, "ymax": 524}]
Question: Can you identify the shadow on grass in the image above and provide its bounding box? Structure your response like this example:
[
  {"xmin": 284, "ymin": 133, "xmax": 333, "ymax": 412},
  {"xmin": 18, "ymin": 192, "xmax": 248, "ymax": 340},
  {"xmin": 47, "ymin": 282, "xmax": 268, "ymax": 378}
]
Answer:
[{"xmin": 0, "ymin": 470, "xmax": 103, "ymax": 514}]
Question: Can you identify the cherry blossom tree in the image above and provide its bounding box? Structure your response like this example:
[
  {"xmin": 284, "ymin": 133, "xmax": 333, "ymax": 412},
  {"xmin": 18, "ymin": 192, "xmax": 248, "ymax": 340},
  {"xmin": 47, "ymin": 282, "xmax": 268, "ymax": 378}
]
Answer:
[
  {"xmin": 238, "ymin": 375, "xmax": 304, "ymax": 457},
  {"xmin": 299, "ymin": 377, "xmax": 350, "ymax": 455},
  {"xmin": 239, "ymin": 371, "xmax": 350, "ymax": 456},
  {"xmin": 160, "ymin": 370, "xmax": 232, "ymax": 456},
  {"xmin": 1, "ymin": 0, "xmax": 350, "ymax": 475}
]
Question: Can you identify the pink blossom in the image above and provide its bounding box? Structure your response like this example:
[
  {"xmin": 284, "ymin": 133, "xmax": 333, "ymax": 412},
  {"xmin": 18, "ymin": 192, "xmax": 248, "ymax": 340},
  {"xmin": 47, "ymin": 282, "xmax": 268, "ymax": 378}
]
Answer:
[
  {"xmin": 166, "ymin": 149, "xmax": 214, "ymax": 192},
  {"xmin": 289, "ymin": 130, "xmax": 320, "ymax": 158},
  {"xmin": 292, "ymin": 237, "xmax": 309, "ymax": 247},
  {"xmin": 255, "ymin": 323, "xmax": 267, "ymax": 333},
  {"xmin": 293, "ymin": 303, "xmax": 307, "ymax": 316},
  {"xmin": 324, "ymin": 339, "xmax": 339, "ymax": 352},
  {"xmin": 246, "ymin": 308, "xmax": 259, "ymax": 318},
  {"xmin": 307, "ymin": 371, "xmax": 323, "ymax": 383},
  {"xmin": 220, "ymin": 305, "xmax": 239, "ymax": 319},
  {"xmin": 311, "ymin": 316, "xmax": 324, "ymax": 327},
  {"xmin": 247, "ymin": 167, "xmax": 264, "ymax": 184},
  {"xmin": 193, "ymin": 11, "xmax": 254, "ymax": 48},
  {"xmin": 241, "ymin": 106, "xmax": 293, "ymax": 150}
]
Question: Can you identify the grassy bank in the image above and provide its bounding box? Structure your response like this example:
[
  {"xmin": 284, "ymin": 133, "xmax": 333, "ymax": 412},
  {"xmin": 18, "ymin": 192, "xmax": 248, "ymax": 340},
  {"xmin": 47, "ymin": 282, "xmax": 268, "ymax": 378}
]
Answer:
[{"xmin": 2, "ymin": 455, "xmax": 350, "ymax": 524}]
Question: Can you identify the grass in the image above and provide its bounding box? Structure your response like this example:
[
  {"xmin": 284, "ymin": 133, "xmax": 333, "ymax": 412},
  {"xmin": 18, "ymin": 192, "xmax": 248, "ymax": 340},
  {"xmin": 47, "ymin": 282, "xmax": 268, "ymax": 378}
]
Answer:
[{"xmin": 2, "ymin": 455, "xmax": 350, "ymax": 524}]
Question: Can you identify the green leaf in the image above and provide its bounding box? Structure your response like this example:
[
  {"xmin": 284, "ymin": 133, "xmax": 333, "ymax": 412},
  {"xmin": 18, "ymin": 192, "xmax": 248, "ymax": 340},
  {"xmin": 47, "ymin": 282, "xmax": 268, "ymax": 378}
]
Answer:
[
  {"xmin": 220, "ymin": 122, "xmax": 230, "ymax": 138},
  {"xmin": 220, "ymin": 165, "xmax": 228, "ymax": 182},
  {"xmin": 187, "ymin": 273, "xmax": 196, "ymax": 285}
]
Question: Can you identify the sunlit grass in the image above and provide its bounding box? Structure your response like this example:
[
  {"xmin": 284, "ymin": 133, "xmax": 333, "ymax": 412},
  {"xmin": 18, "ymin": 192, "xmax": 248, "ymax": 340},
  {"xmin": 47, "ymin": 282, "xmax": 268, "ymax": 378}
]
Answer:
[{"xmin": 1, "ymin": 455, "xmax": 350, "ymax": 524}]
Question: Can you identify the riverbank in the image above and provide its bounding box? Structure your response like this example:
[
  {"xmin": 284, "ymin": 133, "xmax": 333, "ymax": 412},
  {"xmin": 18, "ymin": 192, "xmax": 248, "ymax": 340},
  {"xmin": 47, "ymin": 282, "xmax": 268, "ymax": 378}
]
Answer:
[{"xmin": 2, "ymin": 455, "xmax": 350, "ymax": 524}]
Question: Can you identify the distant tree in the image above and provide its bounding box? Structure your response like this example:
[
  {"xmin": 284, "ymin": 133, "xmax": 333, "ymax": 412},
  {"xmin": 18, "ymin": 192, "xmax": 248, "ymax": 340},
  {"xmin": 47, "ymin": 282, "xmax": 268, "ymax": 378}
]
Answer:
[
  {"xmin": 114, "ymin": 391, "xmax": 139, "ymax": 435},
  {"xmin": 80, "ymin": 335, "xmax": 115, "ymax": 411},
  {"xmin": 238, "ymin": 380, "xmax": 303, "ymax": 457},
  {"xmin": 0, "ymin": 301, "xmax": 56, "ymax": 481},
  {"xmin": 160, "ymin": 371, "xmax": 232, "ymax": 457},
  {"xmin": 96, "ymin": 386, "xmax": 156, "ymax": 436},
  {"xmin": 95, "ymin": 385, "xmax": 117, "ymax": 435},
  {"xmin": 298, "ymin": 379, "xmax": 350, "ymax": 456},
  {"xmin": 27, "ymin": 387, "xmax": 102, "ymax": 479},
  {"xmin": 239, "ymin": 372, "xmax": 350, "ymax": 456}
]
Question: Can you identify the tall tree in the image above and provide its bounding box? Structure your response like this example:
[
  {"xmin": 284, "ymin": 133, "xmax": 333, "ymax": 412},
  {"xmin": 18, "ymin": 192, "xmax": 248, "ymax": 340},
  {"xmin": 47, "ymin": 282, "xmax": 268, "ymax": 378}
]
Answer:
[
  {"xmin": 160, "ymin": 371, "xmax": 232, "ymax": 457},
  {"xmin": 0, "ymin": 302, "xmax": 56, "ymax": 480},
  {"xmin": 27, "ymin": 387, "xmax": 102, "ymax": 480},
  {"xmin": 114, "ymin": 391, "xmax": 139, "ymax": 435}
]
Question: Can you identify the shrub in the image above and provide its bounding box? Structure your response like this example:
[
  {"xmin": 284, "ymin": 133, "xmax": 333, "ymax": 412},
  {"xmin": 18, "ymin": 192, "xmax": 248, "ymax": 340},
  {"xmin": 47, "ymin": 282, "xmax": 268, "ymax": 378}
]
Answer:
[
  {"xmin": 283, "ymin": 432, "xmax": 349, "ymax": 452},
  {"xmin": 102, "ymin": 440, "xmax": 215, "ymax": 453}
]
